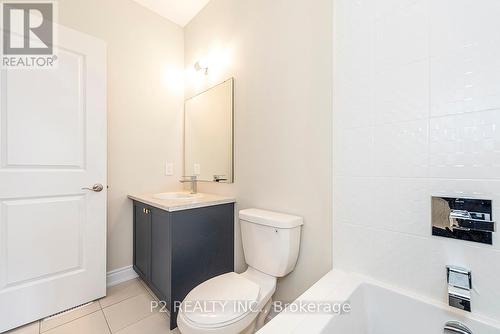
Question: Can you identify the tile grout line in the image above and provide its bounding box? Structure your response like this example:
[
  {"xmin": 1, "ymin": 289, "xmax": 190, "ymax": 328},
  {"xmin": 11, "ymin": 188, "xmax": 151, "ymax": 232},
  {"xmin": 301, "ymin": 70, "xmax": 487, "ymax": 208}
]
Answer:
[
  {"xmin": 40, "ymin": 310, "xmax": 102, "ymax": 334},
  {"xmin": 111, "ymin": 310, "xmax": 159, "ymax": 334},
  {"xmin": 101, "ymin": 309, "xmax": 113, "ymax": 334},
  {"xmin": 341, "ymin": 221, "xmax": 500, "ymax": 253},
  {"xmin": 102, "ymin": 291, "xmax": 151, "ymax": 310},
  {"xmin": 138, "ymin": 279, "xmax": 159, "ymax": 302},
  {"xmin": 41, "ymin": 280, "xmax": 154, "ymax": 334},
  {"xmin": 101, "ymin": 279, "xmax": 148, "ymax": 309},
  {"xmin": 101, "ymin": 280, "xmax": 160, "ymax": 333},
  {"xmin": 117, "ymin": 312, "xmax": 163, "ymax": 334},
  {"xmin": 138, "ymin": 279, "xmax": 172, "ymax": 320},
  {"xmin": 40, "ymin": 295, "xmax": 105, "ymax": 333}
]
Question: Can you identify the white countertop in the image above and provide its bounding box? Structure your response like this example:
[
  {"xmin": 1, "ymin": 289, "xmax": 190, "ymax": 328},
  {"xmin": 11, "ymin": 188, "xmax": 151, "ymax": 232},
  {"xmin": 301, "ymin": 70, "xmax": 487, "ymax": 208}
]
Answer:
[{"xmin": 128, "ymin": 192, "xmax": 236, "ymax": 212}]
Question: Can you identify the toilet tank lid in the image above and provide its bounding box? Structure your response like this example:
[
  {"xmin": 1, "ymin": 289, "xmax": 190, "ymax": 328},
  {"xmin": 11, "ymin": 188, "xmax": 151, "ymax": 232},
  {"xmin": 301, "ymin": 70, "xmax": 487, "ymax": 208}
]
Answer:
[{"xmin": 239, "ymin": 208, "xmax": 304, "ymax": 229}]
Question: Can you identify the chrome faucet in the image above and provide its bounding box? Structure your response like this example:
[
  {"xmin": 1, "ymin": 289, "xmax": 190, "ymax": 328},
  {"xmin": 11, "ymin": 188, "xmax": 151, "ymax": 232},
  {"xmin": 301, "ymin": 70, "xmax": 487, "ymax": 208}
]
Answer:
[
  {"xmin": 447, "ymin": 266, "xmax": 472, "ymax": 312},
  {"xmin": 444, "ymin": 321, "xmax": 473, "ymax": 334},
  {"xmin": 180, "ymin": 175, "xmax": 198, "ymax": 194}
]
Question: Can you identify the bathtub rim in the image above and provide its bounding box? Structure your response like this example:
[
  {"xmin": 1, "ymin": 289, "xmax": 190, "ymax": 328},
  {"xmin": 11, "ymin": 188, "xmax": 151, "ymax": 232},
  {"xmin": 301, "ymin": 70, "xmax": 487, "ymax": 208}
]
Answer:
[{"xmin": 257, "ymin": 269, "xmax": 500, "ymax": 334}]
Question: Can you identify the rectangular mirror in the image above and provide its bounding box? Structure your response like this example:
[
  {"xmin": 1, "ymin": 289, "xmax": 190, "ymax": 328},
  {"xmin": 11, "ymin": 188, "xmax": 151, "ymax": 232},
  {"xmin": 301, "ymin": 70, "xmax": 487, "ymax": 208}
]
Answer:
[{"xmin": 184, "ymin": 78, "xmax": 234, "ymax": 183}]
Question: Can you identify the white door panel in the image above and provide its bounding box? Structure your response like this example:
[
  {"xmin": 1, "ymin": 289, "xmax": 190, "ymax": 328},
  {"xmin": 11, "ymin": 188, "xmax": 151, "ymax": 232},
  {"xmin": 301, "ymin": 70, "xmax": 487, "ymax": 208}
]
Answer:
[
  {"xmin": 0, "ymin": 24, "xmax": 106, "ymax": 332},
  {"xmin": 4, "ymin": 49, "xmax": 85, "ymax": 168},
  {"xmin": 2, "ymin": 195, "xmax": 84, "ymax": 285}
]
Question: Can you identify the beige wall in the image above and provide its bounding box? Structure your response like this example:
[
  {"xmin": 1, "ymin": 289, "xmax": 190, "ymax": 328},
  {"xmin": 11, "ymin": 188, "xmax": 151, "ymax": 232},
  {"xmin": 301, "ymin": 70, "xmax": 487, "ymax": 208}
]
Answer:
[
  {"xmin": 58, "ymin": 0, "xmax": 185, "ymax": 272},
  {"xmin": 57, "ymin": 0, "xmax": 332, "ymax": 303},
  {"xmin": 185, "ymin": 0, "xmax": 333, "ymax": 302}
]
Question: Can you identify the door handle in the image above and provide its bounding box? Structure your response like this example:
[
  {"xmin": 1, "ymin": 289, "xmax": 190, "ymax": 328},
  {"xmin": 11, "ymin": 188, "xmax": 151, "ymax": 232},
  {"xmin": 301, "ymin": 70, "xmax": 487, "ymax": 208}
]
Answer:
[{"xmin": 82, "ymin": 183, "xmax": 104, "ymax": 192}]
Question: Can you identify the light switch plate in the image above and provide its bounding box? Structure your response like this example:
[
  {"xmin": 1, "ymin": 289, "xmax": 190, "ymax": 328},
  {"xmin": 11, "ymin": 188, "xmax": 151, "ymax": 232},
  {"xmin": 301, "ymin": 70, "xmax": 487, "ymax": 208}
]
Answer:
[{"xmin": 165, "ymin": 162, "xmax": 174, "ymax": 176}]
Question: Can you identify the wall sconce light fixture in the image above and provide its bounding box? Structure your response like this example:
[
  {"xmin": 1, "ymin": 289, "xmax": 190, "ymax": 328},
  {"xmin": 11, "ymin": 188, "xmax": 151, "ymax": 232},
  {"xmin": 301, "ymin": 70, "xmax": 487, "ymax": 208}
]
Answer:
[{"xmin": 194, "ymin": 61, "xmax": 208, "ymax": 75}]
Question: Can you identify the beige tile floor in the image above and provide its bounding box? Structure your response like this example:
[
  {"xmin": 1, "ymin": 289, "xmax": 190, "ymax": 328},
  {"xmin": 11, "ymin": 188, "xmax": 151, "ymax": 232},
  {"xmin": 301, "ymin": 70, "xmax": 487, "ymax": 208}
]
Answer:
[{"xmin": 6, "ymin": 279, "xmax": 180, "ymax": 334}]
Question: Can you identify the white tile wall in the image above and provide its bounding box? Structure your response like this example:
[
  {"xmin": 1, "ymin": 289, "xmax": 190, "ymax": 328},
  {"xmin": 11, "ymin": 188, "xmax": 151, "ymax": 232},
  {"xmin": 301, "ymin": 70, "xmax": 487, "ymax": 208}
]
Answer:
[
  {"xmin": 374, "ymin": 0, "xmax": 429, "ymax": 68},
  {"xmin": 334, "ymin": 127, "xmax": 374, "ymax": 177},
  {"xmin": 373, "ymin": 120, "xmax": 429, "ymax": 177},
  {"xmin": 429, "ymin": 110, "xmax": 500, "ymax": 179},
  {"xmin": 374, "ymin": 60, "xmax": 429, "ymax": 124},
  {"xmin": 335, "ymin": 223, "xmax": 500, "ymax": 318},
  {"xmin": 430, "ymin": 0, "xmax": 500, "ymax": 116},
  {"xmin": 334, "ymin": 0, "xmax": 500, "ymax": 321}
]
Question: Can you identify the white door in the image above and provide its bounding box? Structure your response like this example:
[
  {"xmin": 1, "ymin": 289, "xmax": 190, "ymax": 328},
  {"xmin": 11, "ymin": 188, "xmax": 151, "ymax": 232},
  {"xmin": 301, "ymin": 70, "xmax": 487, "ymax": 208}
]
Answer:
[{"xmin": 0, "ymin": 24, "xmax": 106, "ymax": 332}]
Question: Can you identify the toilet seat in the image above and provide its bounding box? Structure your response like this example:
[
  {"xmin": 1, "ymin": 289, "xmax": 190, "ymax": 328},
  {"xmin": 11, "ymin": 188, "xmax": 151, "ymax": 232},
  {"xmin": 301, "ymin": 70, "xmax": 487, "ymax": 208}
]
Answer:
[
  {"xmin": 178, "ymin": 268, "xmax": 277, "ymax": 334},
  {"xmin": 181, "ymin": 272, "xmax": 261, "ymax": 328}
]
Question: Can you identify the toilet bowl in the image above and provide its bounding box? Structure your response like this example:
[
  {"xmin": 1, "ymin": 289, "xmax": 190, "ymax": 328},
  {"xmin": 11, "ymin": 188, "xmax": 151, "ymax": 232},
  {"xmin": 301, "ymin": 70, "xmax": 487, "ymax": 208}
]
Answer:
[{"xmin": 177, "ymin": 209, "xmax": 303, "ymax": 334}]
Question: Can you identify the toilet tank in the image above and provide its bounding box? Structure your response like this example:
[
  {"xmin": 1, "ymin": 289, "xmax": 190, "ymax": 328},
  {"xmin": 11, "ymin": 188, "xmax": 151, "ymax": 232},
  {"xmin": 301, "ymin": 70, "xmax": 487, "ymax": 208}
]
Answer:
[{"xmin": 239, "ymin": 209, "xmax": 303, "ymax": 277}]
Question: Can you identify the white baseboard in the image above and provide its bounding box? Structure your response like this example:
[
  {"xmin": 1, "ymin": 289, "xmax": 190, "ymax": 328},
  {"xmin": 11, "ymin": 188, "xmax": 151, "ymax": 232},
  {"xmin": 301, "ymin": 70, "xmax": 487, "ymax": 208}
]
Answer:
[{"xmin": 106, "ymin": 265, "xmax": 138, "ymax": 287}]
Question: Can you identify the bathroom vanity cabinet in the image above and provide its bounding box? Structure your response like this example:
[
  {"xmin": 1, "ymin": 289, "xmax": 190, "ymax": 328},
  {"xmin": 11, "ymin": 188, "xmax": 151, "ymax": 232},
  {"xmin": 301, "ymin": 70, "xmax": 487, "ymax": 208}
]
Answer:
[{"xmin": 132, "ymin": 200, "xmax": 235, "ymax": 329}]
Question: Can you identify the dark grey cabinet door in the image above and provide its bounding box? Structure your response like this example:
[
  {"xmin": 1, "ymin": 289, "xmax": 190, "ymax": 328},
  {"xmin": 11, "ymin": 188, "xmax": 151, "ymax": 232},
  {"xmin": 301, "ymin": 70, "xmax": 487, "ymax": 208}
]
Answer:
[
  {"xmin": 133, "ymin": 203, "xmax": 151, "ymax": 280},
  {"xmin": 150, "ymin": 208, "xmax": 171, "ymax": 306},
  {"xmin": 171, "ymin": 204, "xmax": 234, "ymax": 309}
]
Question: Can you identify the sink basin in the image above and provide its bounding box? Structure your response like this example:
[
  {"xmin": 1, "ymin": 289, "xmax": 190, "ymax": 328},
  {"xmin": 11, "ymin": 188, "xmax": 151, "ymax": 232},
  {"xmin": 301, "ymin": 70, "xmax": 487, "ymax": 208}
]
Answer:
[{"xmin": 152, "ymin": 192, "xmax": 202, "ymax": 200}]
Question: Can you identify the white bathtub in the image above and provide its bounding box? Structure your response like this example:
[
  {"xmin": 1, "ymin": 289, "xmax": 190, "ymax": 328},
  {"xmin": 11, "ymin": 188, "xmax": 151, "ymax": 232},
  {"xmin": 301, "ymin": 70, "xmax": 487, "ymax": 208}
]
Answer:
[{"xmin": 258, "ymin": 270, "xmax": 500, "ymax": 334}]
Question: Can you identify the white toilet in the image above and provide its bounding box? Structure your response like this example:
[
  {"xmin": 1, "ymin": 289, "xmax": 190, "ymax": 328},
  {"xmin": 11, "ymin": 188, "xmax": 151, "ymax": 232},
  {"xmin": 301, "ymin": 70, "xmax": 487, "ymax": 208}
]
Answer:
[{"xmin": 177, "ymin": 208, "xmax": 303, "ymax": 334}]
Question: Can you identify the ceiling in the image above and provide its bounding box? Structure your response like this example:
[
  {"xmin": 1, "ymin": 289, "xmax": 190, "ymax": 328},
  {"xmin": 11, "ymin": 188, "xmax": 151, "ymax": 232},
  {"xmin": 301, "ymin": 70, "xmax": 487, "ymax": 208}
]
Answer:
[{"xmin": 132, "ymin": 0, "xmax": 211, "ymax": 27}]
